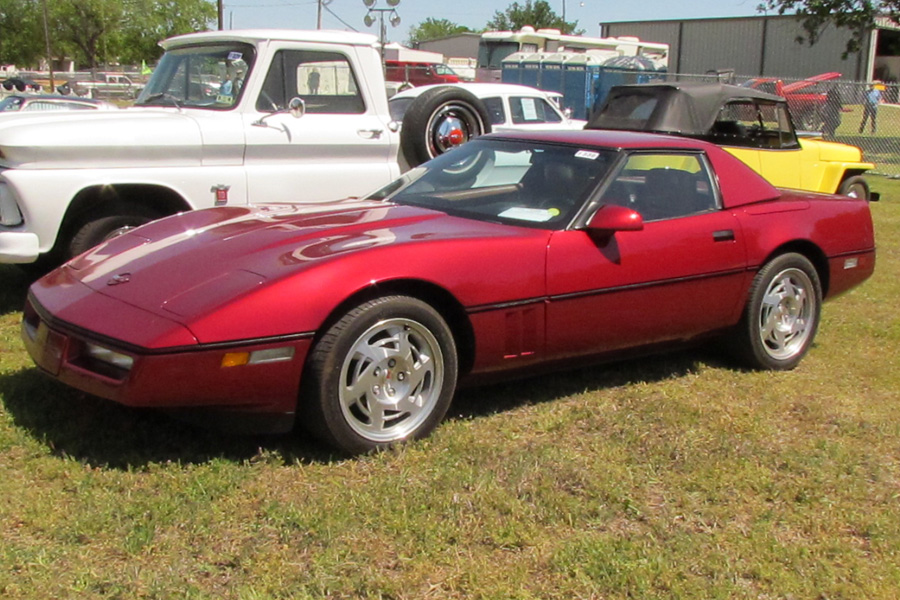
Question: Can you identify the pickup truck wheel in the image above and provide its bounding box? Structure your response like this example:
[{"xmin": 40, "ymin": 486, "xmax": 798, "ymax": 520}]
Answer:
[
  {"xmin": 67, "ymin": 212, "xmax": 156, "ymax": 259},
  {"xmin": 301, "ymin": 296, "xmax": 458, "ymax": 455},
  {"xmin": 401, "ymin": 86, "xmax": 492, "ymax": 167},
  {"xmin": 838, "ymin": 176, "xmax": 869, "ymax": 201}
]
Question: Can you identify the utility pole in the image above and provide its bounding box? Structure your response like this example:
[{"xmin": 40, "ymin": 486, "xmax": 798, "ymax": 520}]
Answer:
[
  {"xmin": 218, "ymin": 0, "xmax": 224, "ymax": 30},
  {"xmin": 41, "ymin": 0, "xmax": 54, "ymax": 92}
]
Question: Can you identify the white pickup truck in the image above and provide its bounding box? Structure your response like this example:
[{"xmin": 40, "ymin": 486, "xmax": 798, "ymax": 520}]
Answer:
[{"xmin": 0, "ymin": 29, "xmax": 581, "ymax": 268}]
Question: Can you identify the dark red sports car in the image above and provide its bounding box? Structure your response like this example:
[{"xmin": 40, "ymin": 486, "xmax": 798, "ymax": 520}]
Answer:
[{"xmin": 22, "ymin": 130, "xmax": 876, "ymax": 454}]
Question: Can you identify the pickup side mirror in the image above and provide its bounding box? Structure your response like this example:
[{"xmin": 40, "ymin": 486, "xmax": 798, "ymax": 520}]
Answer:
[
  {"xmin": 288, "ymin": 96, "xmax": 305, "ymax": 118},
  {"xmin": 585, "ymin": 204, "xmax": 644, "ymax": 234},
  {"xmin": 252, "ymin": 97, "xmax": 306, "ymax": 128}
]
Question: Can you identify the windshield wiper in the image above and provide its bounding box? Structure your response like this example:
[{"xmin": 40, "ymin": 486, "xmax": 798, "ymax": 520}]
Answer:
[{"xmin": 139, "ymin": 93, "xmax": 182, "ymax": 109}]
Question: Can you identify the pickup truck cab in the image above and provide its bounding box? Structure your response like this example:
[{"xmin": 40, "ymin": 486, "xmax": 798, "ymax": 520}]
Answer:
[{"xmin": 0, "ymin": 29, "xmax": 500, "ymax": 268}]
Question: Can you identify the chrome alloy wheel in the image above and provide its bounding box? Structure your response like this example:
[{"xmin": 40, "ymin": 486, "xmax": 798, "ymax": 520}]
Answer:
[
  {"xmin": 339, "ymin": 317, "xmax": 444, "ymax": 443},
  {"xmin": 757, "ymin": 267, "xmax": 816, "ymax": 361},
  {"xmin": 426, "ymin": 101, "xmax": 485, "ymax": 157}
]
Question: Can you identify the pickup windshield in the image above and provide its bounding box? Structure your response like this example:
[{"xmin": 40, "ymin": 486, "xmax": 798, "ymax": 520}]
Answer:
[{"xmin": 135, "ymin": 43, "xmax": 256, "ymax": 109}]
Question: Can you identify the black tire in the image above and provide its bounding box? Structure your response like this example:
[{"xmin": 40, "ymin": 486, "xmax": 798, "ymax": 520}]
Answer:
[
  {"xmin": 838, "ymin": 175, "xmax": 870, "ymax": 201},
  {"xmin": 67, "ymin": 210, "xmax": 157, "ymax": 259},
  {"xmin": 400, "ymin": 86, "xmax": 492, "ymax": 167},
  {"xmin": 301, "ymin": 296, "xmax": 458, "ymax": 455},
  {"xmin": 733, "ymin": 253, "xmax": 822, "ymax": 370}
]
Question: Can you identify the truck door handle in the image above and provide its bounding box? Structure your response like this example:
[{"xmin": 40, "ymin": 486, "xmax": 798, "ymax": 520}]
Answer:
[
  {"xmin": 713, "ymin": 230, "xmax": 735, "ymax": 242},
  {"xmin": 357, "ymin": 128, "xmax": 383, "ymax": 139}
]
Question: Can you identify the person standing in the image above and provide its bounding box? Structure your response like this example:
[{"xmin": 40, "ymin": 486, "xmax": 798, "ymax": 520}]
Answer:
[
  {"xmin": 823, "ymin": 85, "xmax": 843, "ymax": 138},
  {"xmin": 859, "ymin": 81, "xmax": 883, "ymax": 134}
]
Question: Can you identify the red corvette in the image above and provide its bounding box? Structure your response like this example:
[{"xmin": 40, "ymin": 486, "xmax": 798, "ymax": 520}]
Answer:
[{"xmin": 22, "ymin": 130, "xmax": 875, "ymax": 454}]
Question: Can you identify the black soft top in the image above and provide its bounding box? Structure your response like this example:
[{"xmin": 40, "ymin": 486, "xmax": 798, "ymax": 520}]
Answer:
[{"xmin": 587, "ymin": 82, "xmax": 786, "ymax": 135}]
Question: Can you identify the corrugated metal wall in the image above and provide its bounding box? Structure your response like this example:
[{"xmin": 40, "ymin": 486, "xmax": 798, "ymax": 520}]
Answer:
[
  {"xmin": 601, "ymin": 15, "xmax": 871, "ymax": 80},
  {"xmin": 416, "ymin": 34, "xmax": 481, "ymax": 60}
]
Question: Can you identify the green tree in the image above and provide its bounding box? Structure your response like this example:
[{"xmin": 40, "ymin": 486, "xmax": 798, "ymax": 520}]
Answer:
[
  {"xmin": 407, "ymin": 17, "xmax": 473, "ymax": 45},
  {"xmin": 759, "ymin": 0, "xmax": 900, "ymax": 55},
  {"xmin": 0, "ymin": 0, "xmax": 215, "ymax": 71},
  {"xmin": 50, "ymin": 0, "xmax": 125, "ymax": 71},
  {"xmin": 119, "ymin": 0, "xmax": 217, "ymax": 64},
  {"xmin": 486, "ymin": 0, "xmax": 582, "ymax": 35},
  {"xmin": 0, "ymin": 0, "xmax": 44, "ymax": 66}
]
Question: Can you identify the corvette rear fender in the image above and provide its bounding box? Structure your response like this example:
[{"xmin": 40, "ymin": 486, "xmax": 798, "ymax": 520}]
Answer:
[{"xmin": 756, "ymin": 240, "xmax": 831, "ymax": 297}]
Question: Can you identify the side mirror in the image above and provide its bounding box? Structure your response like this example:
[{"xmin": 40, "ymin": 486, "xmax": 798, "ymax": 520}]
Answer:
[
  {"xmin": 252, "ymin": 97, "xmax": 306, "ymax": 128},
  {"xmin": 288, "ymin": 96, "xmax": 305, "ymax": 119},
  {"xmin": 586, "ymin": 204, "xmax": 644, "ymax": 234}
]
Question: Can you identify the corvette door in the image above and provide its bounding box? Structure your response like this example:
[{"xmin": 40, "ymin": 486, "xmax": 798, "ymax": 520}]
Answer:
[{"xmin": 545, "ymin": 152, "xmax": 749, "ymax": 359}]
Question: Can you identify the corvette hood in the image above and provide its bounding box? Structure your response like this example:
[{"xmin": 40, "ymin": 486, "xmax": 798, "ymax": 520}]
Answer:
[
  {"xmin": 0, "ymin": 108, "xmax": 206, "ymax": 169},
  {"xmin": 59, "ymin": 200, "xmax": 527, "ymax": 325}
]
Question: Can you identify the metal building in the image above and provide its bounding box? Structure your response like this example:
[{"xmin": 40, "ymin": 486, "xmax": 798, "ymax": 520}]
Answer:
[{"xmin": 600, "ymin": 15, "xmax": 900, "ymax": 82}]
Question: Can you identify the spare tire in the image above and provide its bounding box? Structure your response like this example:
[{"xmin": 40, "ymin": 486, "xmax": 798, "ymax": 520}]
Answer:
[{"xmin": 400, "ymin": 86, "xmax": 492, "ymax": 167}]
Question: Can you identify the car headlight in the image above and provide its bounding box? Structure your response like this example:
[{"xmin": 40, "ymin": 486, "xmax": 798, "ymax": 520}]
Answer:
[
  {"xmin": 84, "ymin": 342, "xmax": 135, "ymax": 371},
  {"xmin": 0, "ymin": 182, "xmax": 24, "ymax": 227}
]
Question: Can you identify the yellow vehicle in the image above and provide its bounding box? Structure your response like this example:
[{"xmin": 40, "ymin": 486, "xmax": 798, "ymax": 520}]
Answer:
[{"xmin": 589, "ymin": 82, "xmax": 877, "ymax": 201}]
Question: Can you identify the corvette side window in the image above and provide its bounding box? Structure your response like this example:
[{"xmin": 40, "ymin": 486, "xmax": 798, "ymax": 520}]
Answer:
[{"xmin": 600, "ymin": 153, "xmax": 717, "ymax": 221}]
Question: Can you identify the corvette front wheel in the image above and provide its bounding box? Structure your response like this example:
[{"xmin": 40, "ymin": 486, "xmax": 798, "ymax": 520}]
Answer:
[
  {"xmin": 302, "ymin": 296, "xmax": 458, "ymax": 454},
  {"xmin": 734, "ymin": 253, "xmax": 822, "ymax": 370}
]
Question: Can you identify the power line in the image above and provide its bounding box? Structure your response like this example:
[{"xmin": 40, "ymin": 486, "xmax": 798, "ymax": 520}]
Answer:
[{"xmin": 324, "ymin": 3, "xmax": 359, "ymax": 31}]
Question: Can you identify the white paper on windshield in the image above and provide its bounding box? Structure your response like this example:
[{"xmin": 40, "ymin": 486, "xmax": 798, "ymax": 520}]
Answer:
[
  {"xmin": 521, "ymin": 98, "xmax": 539, "ymax": 121},
  {"xmin": 499, "ymin": 207, "xmax": 555, "ymax": 222},
  {"xmin": 575, "ymin": 150, "xmax": 600, "ymax": 160}
]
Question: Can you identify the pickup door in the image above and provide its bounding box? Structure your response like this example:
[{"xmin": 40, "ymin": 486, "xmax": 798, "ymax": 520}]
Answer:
[{"xmin": 244, "ymin": 46, "xmax": 399, "ymax": 203}]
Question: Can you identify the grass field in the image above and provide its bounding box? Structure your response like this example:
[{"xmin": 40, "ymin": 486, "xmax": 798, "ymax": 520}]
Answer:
[{"xmin": 1, "ymin": 182, "xmax": 899, "ymax": 599}]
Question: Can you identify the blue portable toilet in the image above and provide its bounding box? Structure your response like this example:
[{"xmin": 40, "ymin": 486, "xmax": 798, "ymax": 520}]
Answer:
[{"xmin": 561, "ymin": 53, "xmax": 608, "ymax": 120}]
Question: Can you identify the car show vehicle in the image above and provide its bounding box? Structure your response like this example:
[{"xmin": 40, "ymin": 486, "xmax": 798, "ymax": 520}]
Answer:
[
  {"xmin": 384, "ymin": 60, "xmax": 460, "ymax": 87},
  {"xmin": 0, "ymin": 94, "xmax": 117, "ymax": 113},
  {"xmin": 22, "ymin": 130, "xmax": 875, "ymax": 454},
  {"xmin": 0, "ymin": 29, "xmax": 497, "ymax": 269},
  {"xmin": 389, "ymin": 82, "xmax": 586, "ymax": 165},
  {"xmin": 588, "ymin": 82, "xmax": 877, "ymax": 201},
  {"xmin": 742, "ymin": 72, "xmax": 841, "ymax": 130},
  {"xmin": 63, "ymin": 73, "xmax": 140, "ymax": 99}
]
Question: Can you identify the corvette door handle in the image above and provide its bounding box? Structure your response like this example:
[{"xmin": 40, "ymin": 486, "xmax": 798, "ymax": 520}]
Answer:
[
  {"xmin": 357, "ymin": 128, "xmax": 384, "ymax": 139},
  {"xmin": 713, "ymin": 229, "xmax": 736, "ymax": 242}
]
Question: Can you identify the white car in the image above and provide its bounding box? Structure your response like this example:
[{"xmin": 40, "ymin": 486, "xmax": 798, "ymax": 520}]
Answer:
[
  {"xmin": 390, "ymin": 82, "xmax": 586, "ymax": 132},
  {"xmin": 0, "ymin": 94, "xmax": 118, "ymax": 113},
  {"xmin": 389, "ymin": 83, "xmax": 586, "ymax": 165}
]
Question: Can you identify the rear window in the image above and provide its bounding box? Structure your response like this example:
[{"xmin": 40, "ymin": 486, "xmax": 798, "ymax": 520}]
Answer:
[{"xmin": 592, "ymin": 93, "xmax": 658, "ymax": 130}]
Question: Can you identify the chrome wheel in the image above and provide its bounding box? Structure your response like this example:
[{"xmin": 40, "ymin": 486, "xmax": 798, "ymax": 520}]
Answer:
[
  {"xmin": 339, "ymin": 317, "xmax": 444, "ymax": 443},
  {"xmin": 426, "ymin": 102, "xmax": 485, "ymax": 158},
  {"xmin": 757, "ymin": 266, "xmax": 816, "ymax": 361}
]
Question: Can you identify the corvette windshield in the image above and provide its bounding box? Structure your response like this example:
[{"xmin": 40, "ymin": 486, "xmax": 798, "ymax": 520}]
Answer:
[
  {"xmin": 135, "ymin": 43, "xmax": 256, "ymax": 109},
  {"xmin": 373, "ymin": 139, "xmax": 615, "ymax": 229}
]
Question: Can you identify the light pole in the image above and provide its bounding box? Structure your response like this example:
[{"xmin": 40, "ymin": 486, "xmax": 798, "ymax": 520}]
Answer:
[{"xmin": 363, "ymin": 0, "xmax": 401, "ymax": 66}]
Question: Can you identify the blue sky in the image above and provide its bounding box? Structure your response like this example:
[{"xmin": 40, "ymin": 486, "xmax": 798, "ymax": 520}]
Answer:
[{"xmin": 221, "ymin": 0, "xmax": 765, "ymax": 43}]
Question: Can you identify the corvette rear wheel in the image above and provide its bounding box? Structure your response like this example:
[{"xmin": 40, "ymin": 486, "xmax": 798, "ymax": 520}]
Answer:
[
  {"xmin": 303, "ymin": 296, "xmax": 458, "ymax": 454},
  {"xmin": 735, "ymin": 253, "xmax": 822, "ymax": 370}
]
